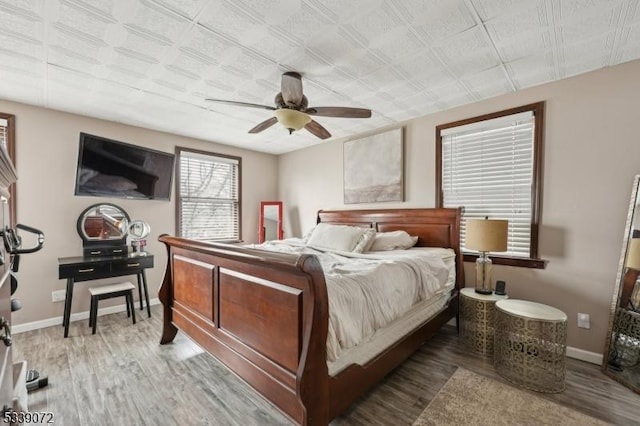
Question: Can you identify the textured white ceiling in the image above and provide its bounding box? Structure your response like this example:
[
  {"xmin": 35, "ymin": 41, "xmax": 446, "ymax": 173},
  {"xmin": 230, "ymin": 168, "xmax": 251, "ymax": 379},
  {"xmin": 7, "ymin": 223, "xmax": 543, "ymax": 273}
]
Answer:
[{"xmin": 1, "ymin": 0, "xmax": 639, "ymax": 154}]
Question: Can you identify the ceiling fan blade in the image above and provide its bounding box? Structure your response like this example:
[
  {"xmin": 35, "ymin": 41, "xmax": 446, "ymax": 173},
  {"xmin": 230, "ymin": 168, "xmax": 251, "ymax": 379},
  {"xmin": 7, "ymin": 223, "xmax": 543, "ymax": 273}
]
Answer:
[
  {"xmin": 305, "ymin": 120, "xmax": 331, "ymax": 140},
  {"xmin": 206, "ymin": 99, "xmax": 275, "ymax": 110},
  {"xmin": 306, "ymin": 106, "xmax": 372, "ymax": 118},
  {"xmin": 281, "ymin": 72, "xmax": 303, "ymax": 106},
  {"xmin": 249, "ymin": 116, "xmax": 278, "ymax": 134}
]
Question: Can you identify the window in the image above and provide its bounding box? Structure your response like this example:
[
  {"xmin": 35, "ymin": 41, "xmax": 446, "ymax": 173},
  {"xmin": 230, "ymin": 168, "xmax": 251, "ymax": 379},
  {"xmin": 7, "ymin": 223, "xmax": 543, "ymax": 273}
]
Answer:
[
  {"xmin": 176, "ymin": 147, "xmax": 241, "ymax": 242},
  {"xmin": 0, "ymin": 113, "xmax": 16, "ymax": 225},
  {"xmin": 436, "ymin": 102, "xmax": 545, "ymax": 268}
]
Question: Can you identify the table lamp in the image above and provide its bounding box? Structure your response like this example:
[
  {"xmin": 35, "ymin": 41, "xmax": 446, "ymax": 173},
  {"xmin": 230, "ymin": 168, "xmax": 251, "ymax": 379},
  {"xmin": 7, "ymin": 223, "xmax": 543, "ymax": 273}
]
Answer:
[
  {"xmin": 466, "ymin": 217, "xmax": 508, "ymax": 294},
  {"xmin": 626, "ymin": 238, "xmax": 640, "ymax": 270}
]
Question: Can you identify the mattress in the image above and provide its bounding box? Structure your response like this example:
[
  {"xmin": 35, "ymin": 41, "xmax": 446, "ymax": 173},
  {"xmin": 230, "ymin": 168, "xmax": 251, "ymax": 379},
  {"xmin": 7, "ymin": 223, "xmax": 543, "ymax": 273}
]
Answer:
[
  {"xmin": 250, "ymin": 240, "xmax": 456, "ymax": 363},
  {"xmin": 328, "ymin": 289, "xmax": 453, "ymax": 376}
]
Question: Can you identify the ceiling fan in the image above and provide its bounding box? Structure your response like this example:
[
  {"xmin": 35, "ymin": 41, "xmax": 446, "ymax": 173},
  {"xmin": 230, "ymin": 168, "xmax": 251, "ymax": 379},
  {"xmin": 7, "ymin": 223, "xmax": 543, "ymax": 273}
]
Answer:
[{"xmin": 206, "ymin": 72, "xmax": 371, "ymax": 140}]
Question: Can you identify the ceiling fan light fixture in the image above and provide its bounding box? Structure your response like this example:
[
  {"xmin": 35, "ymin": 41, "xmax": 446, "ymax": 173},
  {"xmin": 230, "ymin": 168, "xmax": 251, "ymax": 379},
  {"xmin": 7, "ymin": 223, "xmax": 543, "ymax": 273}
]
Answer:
[{"xmin": 275, "ymin": 109, "xmax": 311, "ymax": 134}]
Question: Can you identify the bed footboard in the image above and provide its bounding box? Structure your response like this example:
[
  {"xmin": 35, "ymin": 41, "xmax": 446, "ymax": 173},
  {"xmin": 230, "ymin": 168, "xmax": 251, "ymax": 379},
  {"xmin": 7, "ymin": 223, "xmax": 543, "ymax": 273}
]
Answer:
[{"xmin": 158, "ymin": 236, "xmax": 330, "ymax": 425}]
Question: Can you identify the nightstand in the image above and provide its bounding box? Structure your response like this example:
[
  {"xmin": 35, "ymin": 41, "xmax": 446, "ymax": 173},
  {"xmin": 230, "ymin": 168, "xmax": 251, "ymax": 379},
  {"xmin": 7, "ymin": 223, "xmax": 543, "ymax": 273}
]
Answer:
[
  {"xmin": 459, "ymin": 287, "xmax": 508, "ymax": 356},
  {"xmin": 493, "ymin": 299, "xmax": 567, "ymax": 393}
]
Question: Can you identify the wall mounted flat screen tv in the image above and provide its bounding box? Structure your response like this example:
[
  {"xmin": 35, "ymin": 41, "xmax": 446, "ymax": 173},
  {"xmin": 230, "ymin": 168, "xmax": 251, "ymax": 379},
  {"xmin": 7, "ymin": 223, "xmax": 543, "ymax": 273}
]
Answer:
[{"xmin": 74, "ymin": 132, "xmax": 175, "ymax": 201}]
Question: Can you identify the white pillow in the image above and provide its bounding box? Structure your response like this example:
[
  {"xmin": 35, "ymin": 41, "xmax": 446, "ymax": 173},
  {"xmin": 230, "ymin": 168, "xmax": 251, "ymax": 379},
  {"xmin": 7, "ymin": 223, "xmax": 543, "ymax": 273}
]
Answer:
[
  {"xmin": 302, "ymin": 226, "xmax": 316, "ymax": 241},
  {"xmin": 369, "ymin": 231, "xmax": 419, "ymax": 251},
  {"xmin": 307, "ymin": 223, "xmax": 370, "ymax": 252}
]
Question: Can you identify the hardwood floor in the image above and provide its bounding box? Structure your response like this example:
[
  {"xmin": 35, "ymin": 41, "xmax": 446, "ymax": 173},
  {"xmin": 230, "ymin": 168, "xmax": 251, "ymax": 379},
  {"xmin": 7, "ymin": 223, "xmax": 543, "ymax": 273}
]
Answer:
[{"xmin": 14, "ymin": 305, "xmax": 640, "ymax": 425}]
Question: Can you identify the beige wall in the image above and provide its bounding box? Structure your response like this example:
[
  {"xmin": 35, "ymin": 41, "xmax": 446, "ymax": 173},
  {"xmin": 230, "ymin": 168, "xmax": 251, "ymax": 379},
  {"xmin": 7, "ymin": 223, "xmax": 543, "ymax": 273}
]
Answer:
[
  {"xmin": 0, "ymin": 101, "xmax": 278, "ymax": 326},
  {"xmin": 279, "ymin": 59, "xmax": 640, "ymax": 354}
]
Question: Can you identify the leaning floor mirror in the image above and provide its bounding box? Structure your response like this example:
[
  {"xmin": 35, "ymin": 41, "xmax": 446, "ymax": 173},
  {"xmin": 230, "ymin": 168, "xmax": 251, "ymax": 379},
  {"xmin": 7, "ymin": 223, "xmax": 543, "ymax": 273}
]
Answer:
[
  {"xmin": 603, "ymin": 174, "xmax": 640, "ymax": 392},
  {"xmin": 258, "ymin": 201, "xmax": 283, "ymax": 243}
]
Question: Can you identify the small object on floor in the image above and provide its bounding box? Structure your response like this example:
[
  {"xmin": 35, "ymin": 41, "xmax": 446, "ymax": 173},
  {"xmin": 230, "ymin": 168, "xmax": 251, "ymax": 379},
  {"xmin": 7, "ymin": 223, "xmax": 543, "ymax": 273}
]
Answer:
[
  {"xmin": 26, "ymin": 369, "xmax": 48, "ymax": 392},
  {"xmin": 26, "ymin": 369, "xmax": 39, "ymax": 382}
]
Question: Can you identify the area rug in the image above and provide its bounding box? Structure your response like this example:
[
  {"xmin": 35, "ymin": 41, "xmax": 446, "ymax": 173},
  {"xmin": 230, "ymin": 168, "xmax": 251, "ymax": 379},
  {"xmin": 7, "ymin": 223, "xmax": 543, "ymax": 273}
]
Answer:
[{"xmin": 413, "ymin": 368, "xmax": 610, "ymax": 426}]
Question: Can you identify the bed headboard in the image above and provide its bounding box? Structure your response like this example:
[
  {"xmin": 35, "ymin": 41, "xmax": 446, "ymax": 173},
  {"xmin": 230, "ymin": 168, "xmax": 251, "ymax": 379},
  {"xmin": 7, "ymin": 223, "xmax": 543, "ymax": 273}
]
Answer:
[{"xmin": 317, "ymin": 208, "xmax": 465, "ymax": 289}]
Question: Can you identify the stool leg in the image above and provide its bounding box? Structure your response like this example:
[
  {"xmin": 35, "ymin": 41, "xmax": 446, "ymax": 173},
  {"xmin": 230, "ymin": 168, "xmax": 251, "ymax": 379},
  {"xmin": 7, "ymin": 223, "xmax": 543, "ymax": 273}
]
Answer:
[
  {"xmin": 90, "ymin": 296, "xmax": 97, "ymax": 329},
  {"xmin": 91, "ymin": 296, "xmax": 99, "ymax": 335},
  {"xmin": 126, "ymin": 295, "xmax": 131, "ymax": 318}
]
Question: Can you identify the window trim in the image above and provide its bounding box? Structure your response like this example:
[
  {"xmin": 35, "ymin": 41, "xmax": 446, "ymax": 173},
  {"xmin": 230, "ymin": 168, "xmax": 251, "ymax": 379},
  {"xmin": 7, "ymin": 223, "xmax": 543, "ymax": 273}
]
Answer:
[
  {"xmin": 175, "ymin": 146, "xmax": 242, "ymax": 242},
  {"xmin": 436, "ymin": 102, "xmax": 546, "ymax": 269},
  {"xmin": 0, "ymin": 112, "xmax": 16, "ymax": 226}
]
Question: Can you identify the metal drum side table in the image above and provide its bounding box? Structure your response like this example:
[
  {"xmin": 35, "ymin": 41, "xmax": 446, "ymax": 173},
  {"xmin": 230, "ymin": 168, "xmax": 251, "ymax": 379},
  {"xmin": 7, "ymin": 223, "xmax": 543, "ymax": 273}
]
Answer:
[
  {"xmin": 494, "ymin": 300, "xmax": 568, "ymax": 393},
  {"xmin": 459, "ymin": 288, "xmax": 508, "ymax": 356}
]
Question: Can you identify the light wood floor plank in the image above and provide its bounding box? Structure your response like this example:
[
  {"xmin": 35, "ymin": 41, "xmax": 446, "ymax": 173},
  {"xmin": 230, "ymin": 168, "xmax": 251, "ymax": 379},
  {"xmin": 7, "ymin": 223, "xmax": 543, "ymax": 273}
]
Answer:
[{"xmin": 12, "ymin": 305, "xmax": 640, "ymax": 425}]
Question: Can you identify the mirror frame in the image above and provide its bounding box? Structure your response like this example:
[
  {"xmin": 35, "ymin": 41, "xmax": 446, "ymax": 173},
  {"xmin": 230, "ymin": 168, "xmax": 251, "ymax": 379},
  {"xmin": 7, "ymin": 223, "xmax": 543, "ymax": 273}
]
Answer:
[
  {"xmin": 128, "ymin": 220, "xmax": 151, "ymax": 241},
  {"xmin": 77, "ymin": 203, "xmax": 130, "ymax": 246},
  {"xmin": 602, "ymin": 174, "xmax": 640, "ymax": 392},
  {"xmin": 259, "ymin": 201, "xmax": 283, "ymax": 244}
]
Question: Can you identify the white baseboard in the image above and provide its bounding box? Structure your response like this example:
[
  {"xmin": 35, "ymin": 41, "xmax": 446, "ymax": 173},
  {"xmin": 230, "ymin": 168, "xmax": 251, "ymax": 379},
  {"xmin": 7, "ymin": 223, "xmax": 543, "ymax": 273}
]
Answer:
[
  {"xmin": 566, "ymin": 346, "xmax": 603, "ymax": 365},
  {"xmin": 446, "ymin": 319, "xmax": 603, "ymax": 365},
  {"xmin": 11, "ymin": 298, "xmax": 161, "ymax": 334},
  {"xmin": 12, "ymin": 303, "xmax": 605, "ymax": 365}
]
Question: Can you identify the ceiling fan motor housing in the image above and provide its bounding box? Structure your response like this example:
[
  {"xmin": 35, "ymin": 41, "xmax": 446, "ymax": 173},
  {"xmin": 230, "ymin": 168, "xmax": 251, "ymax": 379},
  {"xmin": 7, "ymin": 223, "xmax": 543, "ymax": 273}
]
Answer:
[{"xmin": 274, "ymin": 93, "xmax": 308, "ymax": 110}]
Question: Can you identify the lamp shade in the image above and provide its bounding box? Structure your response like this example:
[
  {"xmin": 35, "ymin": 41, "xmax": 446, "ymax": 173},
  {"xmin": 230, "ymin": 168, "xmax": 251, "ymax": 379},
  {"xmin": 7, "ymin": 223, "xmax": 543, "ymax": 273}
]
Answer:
[
  {"xmin": 466, "ymin": 218, "xmax": 508, "ymax": 252},
  {"xmin": 627, "ymin": 238, "xmax": 640, "ymax": 270},
  {"xmin": 275, "ymin": 109, "xmax": 311, "ymax": 132}
]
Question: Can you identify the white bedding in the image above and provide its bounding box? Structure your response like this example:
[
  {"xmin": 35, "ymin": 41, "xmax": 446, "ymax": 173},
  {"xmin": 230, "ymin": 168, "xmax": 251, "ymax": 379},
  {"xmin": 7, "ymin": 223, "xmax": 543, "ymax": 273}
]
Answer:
[{"xmin": 250, "ymin": 239, "xmax": 454, "ymax": 361}]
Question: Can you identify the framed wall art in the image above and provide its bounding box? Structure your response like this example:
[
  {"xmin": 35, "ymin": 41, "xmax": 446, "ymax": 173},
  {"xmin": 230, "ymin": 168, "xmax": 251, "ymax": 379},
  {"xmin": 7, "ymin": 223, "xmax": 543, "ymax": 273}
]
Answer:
[{"xmin": 343, "ymin": 127, "xmax": 404, "ymax": 204}]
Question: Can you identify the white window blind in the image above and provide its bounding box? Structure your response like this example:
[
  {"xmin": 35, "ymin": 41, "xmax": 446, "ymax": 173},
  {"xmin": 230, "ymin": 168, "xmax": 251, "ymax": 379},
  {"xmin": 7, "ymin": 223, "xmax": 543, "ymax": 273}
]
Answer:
[
  {"xmin": 178, "ymin": 150, "xmax": 240, "ymax": 241},
  {"xmin": 0, "ymin": 118, "xmax": 7, "ymax": 150},
  {"xmin": 441, "ymin": 111, "xmax": 534, "ymax": 258}
]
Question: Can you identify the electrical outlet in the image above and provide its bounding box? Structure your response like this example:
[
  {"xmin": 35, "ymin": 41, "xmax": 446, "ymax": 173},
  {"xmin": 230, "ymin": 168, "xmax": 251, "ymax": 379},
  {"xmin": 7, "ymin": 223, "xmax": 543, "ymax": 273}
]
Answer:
[
  {"xmin": 51, "ymin": 290, "xmax": 66, "ymax": 303},
  {"xmin": 577, "ymin": 313, "xmax": 590, "ymax": 329}
]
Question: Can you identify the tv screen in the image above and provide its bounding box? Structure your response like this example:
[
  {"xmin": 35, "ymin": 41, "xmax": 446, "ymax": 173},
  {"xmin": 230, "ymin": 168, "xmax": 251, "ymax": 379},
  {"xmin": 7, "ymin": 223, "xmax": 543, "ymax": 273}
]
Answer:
[{"xmin": 74, "ymin": 133, "xmax": 175, "ymax": 200}]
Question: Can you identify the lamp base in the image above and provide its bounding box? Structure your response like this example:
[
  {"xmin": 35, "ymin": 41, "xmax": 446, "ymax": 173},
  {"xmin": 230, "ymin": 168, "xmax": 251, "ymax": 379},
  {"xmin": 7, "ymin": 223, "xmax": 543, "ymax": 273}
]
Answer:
[{"xmin": 475, "ymin": 252, "xmax": 494, "ymax": 295}]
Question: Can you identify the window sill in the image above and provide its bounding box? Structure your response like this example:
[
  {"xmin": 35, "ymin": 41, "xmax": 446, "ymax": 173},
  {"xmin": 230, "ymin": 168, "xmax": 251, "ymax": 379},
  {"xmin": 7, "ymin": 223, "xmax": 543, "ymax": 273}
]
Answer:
[
  {"xmin": 212, "ymin": 239, "xmax": 243, "ymax": 244},
  {"xmin": 463, "ymin": 253, "xmax": 547, "ymax": 269}
]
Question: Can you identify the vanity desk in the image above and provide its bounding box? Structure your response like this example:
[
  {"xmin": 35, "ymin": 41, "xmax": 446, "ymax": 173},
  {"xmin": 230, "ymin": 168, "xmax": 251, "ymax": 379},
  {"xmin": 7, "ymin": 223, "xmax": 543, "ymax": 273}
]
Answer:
[
  {"xmin": 58, "ymin": 252, "xmax": 153, "ymax": 338},
  {"xmin": 59, "ymin": 203, "xmax": 155, "ymax": 337}
]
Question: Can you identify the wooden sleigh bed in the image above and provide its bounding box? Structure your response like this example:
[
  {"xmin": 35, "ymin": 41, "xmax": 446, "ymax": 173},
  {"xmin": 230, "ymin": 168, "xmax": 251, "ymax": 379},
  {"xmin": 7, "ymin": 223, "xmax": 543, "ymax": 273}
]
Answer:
[{"xmin": 158, "ymin": 208, "xmax": 464, "ymax": 425}]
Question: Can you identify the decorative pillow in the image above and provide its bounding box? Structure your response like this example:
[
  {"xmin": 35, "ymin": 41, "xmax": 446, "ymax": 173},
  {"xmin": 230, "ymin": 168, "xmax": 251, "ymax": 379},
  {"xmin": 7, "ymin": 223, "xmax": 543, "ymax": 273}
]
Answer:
[
  {"xmin": 352, "ymin": 228, "xmax": 376, "ymax": 253},
  {"xmin": 306, "ymin": 223, "xmax": 369, "ymax": 252},
  {"xmin": 368, "ymin": 231, "xmax": 419, "ymax": 251}
]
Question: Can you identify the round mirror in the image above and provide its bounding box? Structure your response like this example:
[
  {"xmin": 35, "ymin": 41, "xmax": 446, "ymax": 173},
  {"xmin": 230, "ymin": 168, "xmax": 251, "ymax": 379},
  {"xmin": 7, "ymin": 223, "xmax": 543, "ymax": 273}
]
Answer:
[
  {"xmin": 77, "ymin": 203, "xmax": 130, "ymax": 242},
  {"xmin": 128, "ymin": 220, "xmax": 151, "ymax": 241}
]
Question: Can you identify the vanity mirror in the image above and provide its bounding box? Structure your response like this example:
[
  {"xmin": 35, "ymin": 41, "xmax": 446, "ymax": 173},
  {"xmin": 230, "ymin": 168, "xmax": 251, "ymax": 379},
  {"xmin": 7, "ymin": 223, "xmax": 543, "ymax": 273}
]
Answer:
[
  {"xmin": 603, "ymin": 174, "xmax": 640, "ymax": 392},
  {"xmin": 77, "ymin": 203, "xmax": 130, "ymax": 257},
  {"xmin": 258, "ymin": 201, "xmax": 283, "ymax": 243}
]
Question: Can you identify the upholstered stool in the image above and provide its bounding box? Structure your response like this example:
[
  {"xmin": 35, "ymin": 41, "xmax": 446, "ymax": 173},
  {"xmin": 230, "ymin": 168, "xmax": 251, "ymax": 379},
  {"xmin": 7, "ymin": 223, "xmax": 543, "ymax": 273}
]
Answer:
[
  {"xmin": 493, "ymin": 299, "xmax": 567, "ymax": 393},
  {"xmin": 89, "ymin": 281, "xmax": 136, "ymax": 335}
]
